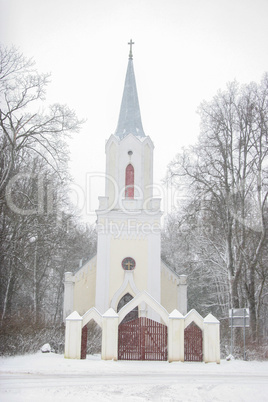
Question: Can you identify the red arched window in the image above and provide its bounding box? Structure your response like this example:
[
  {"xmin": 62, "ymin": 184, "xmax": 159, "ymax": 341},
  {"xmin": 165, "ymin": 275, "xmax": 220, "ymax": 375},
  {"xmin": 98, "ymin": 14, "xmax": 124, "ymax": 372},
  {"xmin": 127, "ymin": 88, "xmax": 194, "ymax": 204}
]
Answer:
[{"xmin": 125, "ymin": 164, "xmax": 134, "ymax": 199}]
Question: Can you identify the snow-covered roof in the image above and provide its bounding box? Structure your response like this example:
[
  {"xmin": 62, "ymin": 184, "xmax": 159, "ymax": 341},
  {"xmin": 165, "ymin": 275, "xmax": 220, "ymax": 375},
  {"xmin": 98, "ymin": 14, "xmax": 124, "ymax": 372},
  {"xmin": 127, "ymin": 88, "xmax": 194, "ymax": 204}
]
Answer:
[
  {"xmin": 73, "ymin": 253, "xmax": 97, "ymax": 275},
  {"xmin": 161, "ymin": 259, "xmax": 184, "ymax": 280}
]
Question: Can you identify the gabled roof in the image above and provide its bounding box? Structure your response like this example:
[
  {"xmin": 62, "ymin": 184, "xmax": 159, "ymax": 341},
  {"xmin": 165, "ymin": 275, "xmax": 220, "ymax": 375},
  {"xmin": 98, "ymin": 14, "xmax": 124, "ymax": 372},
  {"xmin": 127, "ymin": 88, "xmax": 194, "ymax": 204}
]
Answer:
[
  {"xmin": 114, "ymin": 46, "xmax": 146, "ymax": 140},
  {"xmin": 73, "ymin": 253, "xmax": 97, "ymax": 275}
]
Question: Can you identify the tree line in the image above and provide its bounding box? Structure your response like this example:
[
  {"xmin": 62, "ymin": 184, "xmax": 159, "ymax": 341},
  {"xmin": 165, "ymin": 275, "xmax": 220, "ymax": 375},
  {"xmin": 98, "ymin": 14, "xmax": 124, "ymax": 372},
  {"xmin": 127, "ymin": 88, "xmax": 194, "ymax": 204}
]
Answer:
[
  {"xmin": 0, "ymin": 45, "xmax": 96, "ymax": 329},
  {"xmin": 162, "ymin": 75, "xmax": 268, "ymax": 346}
]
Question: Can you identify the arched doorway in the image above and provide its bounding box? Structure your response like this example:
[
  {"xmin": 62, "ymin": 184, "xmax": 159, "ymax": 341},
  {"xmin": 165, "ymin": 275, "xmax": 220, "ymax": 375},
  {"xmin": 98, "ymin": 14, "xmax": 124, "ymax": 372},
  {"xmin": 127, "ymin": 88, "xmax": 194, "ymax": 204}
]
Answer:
[{"xmin": 117, "ymin": 293, "xmax": 138, "ymax": 324}]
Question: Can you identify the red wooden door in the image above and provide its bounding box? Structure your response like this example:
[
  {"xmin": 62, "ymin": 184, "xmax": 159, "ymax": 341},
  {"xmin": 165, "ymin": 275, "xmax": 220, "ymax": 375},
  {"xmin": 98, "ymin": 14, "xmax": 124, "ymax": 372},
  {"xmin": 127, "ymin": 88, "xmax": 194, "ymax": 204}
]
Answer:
[
  {"xmin": 81, "ymin": 325, "xmax": 88, "ymax": 359},
  {"xmin": 118, "ymin": 317, "xmax": 167, "ymax": 361},
  {"xmin": 184, "ymin": 322, "xmax": 203, "ymax": 362}
]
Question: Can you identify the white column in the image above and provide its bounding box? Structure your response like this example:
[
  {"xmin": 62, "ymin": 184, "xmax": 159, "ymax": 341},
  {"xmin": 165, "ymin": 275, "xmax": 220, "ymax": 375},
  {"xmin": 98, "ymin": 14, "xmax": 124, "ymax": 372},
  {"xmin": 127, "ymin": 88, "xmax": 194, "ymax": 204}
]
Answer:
[
  {"xmin": 63, "ymin": 272, "xmax": 75, "ymax": 321},
  {"xmin": 64, "ymin": 311, "xmax": 83, "ymax": 359},
  {"xmin": 95, "ymin": 231, "xmax": 110, "ymax": 314},
  {"xmin": 177, "ymin": 275, "xmax": 187, "ymax": 315},
  {"xmin": 168, "ymin": 309, "xmax": 185, "ymax": 362},
  {"xmin": 101, "ymin": 308, "xmax": 119, "ymax": 360},
  {"xmin": 147, "ymin": 216, "xmax": 162, "ymax": 322},
  {"xmin": 203, "ymin": 313, "xmax": 220, "ymax": 364}
]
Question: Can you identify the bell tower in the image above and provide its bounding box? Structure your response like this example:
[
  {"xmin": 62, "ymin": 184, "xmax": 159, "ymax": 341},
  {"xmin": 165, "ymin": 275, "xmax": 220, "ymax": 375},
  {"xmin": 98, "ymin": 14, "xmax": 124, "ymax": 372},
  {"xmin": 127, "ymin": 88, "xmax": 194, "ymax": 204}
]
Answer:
[{"xmin": 95, "ymin": 41, "xmax": 162, "ymax": 320}]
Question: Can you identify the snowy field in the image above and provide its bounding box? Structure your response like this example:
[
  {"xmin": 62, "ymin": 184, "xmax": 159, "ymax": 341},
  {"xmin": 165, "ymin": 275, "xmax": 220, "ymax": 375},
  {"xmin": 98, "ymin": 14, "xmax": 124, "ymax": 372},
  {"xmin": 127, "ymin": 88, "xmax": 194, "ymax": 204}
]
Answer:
[{"xmin": 0, "ymin": 353, "xmax": 268, "ymax": 402}]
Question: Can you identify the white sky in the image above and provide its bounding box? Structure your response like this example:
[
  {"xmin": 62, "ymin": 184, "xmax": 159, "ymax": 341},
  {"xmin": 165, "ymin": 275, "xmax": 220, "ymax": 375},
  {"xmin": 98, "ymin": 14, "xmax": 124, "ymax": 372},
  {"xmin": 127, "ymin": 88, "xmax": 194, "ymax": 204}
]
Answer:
[{"xmin": 1, "ymin": 0, "xmax": 268, "ymax": 222}]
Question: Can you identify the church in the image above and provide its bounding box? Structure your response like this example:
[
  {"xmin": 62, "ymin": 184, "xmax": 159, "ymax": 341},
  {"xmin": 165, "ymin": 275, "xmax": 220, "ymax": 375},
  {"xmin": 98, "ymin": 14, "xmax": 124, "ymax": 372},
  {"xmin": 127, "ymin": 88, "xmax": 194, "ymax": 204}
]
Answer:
[
  {"xmin": 63, "ymin": 41, "xmax": 220, "ymax": 363},
  {"xmin": 63, "ymin": 40, "xmax": 187, "ymax": 322}
]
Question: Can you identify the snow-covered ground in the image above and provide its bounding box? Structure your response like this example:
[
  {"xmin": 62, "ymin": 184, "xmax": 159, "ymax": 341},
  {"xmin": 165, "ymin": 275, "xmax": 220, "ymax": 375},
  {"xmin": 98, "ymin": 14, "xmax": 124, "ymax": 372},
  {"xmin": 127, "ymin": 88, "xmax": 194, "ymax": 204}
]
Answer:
[{"xmin": 0, "ymin": 353, "xmax": 268, "ymax": 401}]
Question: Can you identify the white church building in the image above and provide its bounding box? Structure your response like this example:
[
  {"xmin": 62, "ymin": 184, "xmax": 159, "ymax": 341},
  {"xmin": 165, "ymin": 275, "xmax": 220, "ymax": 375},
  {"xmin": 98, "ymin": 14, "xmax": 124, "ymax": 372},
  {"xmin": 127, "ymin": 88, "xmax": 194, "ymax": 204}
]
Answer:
[{"xmin": 63, "ymin": 41, "xmax": 220, "ymax": 363}]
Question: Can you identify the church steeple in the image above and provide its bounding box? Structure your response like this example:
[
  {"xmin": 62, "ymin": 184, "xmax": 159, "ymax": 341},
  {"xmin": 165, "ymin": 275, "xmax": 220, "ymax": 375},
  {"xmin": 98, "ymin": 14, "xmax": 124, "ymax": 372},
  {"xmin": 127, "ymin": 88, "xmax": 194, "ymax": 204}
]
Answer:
[{"xmin": 114, "ymin": 40, "xmax": 146, "ymax": 139}]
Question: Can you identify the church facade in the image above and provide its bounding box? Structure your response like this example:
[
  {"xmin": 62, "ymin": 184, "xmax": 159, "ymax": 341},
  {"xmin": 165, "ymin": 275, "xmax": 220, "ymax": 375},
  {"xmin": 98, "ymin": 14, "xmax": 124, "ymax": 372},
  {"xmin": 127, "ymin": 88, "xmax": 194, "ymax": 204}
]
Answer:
[
  {"xmin": 63, "ymin": 42, "xmax": 187, "ymax": 323},
  {"xmin": 63, "ymin": 42, "xmax": 220, "ymax": 363}
]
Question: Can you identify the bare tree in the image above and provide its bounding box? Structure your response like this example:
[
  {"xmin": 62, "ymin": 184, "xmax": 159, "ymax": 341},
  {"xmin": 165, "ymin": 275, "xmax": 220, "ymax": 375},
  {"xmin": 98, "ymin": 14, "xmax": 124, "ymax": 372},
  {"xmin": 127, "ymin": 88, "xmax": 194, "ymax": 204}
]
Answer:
[
  {"xmin": 0, "ymin": 45, "xmax": 92, "ymax": 328},
  {"xmin": 166, "ymin": 74, "xmax": 268, "ymax": 339},
  {"xmin": 0, "ymin": 45, "xmax": 82, "ymax": 210}
]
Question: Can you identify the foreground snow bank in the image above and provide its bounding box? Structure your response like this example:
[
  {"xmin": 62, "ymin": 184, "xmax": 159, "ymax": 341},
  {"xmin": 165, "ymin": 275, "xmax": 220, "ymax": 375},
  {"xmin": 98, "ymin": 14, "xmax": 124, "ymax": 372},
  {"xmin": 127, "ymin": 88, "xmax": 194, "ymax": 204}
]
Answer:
[
  {"xmin": 0, "ymin": 353, "xmax": 268, "ymax": 402},
  {"xmin": 1, "ymin": 352, "xmax": 267, "ymax": 376}
]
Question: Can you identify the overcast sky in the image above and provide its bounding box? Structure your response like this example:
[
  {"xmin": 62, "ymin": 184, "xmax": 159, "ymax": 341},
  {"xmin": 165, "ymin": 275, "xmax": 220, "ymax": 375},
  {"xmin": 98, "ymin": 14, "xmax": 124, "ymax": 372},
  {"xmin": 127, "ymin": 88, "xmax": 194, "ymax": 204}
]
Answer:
[{"xmin": 1, "ymin": 0, "xmax": 268, "ymax": 221}]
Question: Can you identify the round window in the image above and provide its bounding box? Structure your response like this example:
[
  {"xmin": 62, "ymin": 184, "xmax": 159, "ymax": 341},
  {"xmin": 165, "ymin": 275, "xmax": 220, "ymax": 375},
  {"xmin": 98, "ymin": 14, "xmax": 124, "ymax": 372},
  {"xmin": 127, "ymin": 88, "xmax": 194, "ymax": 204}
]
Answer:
[{"xmin": 122, "ymin": 257, "xmax": 136, "ymax": 271}]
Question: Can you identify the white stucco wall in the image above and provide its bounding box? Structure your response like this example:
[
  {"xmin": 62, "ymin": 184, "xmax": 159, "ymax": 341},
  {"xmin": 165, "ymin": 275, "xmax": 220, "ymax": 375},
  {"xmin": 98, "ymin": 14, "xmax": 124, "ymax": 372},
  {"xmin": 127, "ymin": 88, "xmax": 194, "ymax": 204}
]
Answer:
[
  {"xmin": 109, "ymin": 236, "xmax": 148, "ymax": 303},
  {"xmin": 72, "ymin": 255, "xmax": 97, "ymax": 316},
  {"xmin": 95, "ymin": 211, "xmax": 162, "ymax": 316},
  {"xmin": 161, "ymin": 268, "xmax": 178, "ymax": 313},
  {"xmin": 161, "ymin": 262, "xmax": 187, "ymax": 314},
  {"xmin": 106, "ymin": 141, "xmax": 117, "ymax": 209}
]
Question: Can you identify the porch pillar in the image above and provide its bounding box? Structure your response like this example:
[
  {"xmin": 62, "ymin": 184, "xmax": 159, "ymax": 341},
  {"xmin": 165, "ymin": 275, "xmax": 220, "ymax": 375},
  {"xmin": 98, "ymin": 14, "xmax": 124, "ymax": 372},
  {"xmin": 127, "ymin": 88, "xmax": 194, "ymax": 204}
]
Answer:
[
  {"xmin": 102, "ymin": 308, "xmax": 119, "ymax": 360},
  {"xmin": 168, "ymin": 309, "xmax": 184, "ymax": 362},
  {"xmin": 177, "ymin": 275, "xmax": 187, "ymax": 315},
  {"xmin": 64, "ymin": 311, "xmax": 83, "ymax": 359},
  {"xmin": 63, "ymin": 272, "xmax": 75, "ymax": 321},
  {"xmin": 203, "ymin": 313, "xmax": 220, "ymax": 363}
]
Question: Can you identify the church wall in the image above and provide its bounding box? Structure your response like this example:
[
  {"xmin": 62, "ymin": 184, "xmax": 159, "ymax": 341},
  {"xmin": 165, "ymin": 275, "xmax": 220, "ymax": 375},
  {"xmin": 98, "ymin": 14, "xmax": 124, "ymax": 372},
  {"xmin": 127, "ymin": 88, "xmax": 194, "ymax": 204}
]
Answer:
[
  {"xmin": 161, "ymin": 266, "xmax": 179, "ymax": 314},
  {"xmin": 106, "ymin": 141, "xmax": 117, "ymax": 209},
  {"xmin": 109, "ymin": 236, "xmax": 148, "ymax": 304},
  {"xmin": 95, "ymin": 210, "xmax": 162, "ymax": 315},
  {"xmin": 73, "ymin": 257, "xmax": 97, "ymax": 316},
  {"xmin": 95, "ymin": 232, "xmax": 111, "ymax": 313},
  {"xmin": 147, "ymin": 231, "xmax": 161, "ymax": 301}
]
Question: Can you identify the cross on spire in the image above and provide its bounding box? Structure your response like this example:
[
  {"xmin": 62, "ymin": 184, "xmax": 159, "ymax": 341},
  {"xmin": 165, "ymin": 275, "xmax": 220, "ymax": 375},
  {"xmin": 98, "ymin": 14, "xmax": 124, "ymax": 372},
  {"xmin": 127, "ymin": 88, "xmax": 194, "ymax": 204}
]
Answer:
[{"xmin": 128, "ymin": 39, "xmax": 134, "ymax": 59}]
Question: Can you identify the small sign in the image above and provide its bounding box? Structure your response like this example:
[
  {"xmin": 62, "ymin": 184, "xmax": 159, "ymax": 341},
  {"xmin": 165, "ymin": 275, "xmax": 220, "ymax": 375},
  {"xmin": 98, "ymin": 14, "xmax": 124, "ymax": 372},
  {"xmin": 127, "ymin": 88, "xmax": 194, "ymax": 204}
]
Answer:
[{"xmin": 229, "ymin": 308, "xmax": 250, "ymax": 328}]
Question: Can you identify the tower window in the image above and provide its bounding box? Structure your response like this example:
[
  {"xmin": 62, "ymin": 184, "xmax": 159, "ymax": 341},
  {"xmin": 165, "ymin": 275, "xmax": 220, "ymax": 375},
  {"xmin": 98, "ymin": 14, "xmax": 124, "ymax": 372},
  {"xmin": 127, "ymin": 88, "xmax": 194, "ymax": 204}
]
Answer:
[{"xmin": 125, "ymin": 164, "xmax": 134, "ymax": 199}]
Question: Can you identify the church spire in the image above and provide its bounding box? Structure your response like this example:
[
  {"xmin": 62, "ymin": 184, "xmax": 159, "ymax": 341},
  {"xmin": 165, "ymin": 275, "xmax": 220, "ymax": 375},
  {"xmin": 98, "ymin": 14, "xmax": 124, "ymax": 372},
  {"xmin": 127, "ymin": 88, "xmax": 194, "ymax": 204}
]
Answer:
[{"xmin": 114, "ymin": 40, "xmax": 146, "ymax": 139}]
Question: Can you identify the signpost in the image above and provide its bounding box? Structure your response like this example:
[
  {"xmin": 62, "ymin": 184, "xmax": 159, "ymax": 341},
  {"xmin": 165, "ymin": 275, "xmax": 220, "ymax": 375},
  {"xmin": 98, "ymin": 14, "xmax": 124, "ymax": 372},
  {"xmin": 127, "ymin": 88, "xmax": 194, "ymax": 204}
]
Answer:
[{"xmin": 229, "ymin": 308, "xmax": 249, "ymax": 360}]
